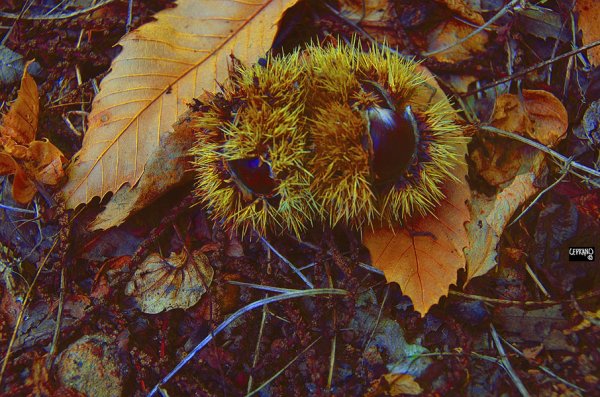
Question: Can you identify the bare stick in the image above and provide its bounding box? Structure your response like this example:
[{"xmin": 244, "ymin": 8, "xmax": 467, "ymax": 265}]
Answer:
[
  {"xmin": 463, "ymin": 39, "xmax": 600, "ymax": 97},
  {"xmin": 0, "ymin": 0, "xmax": 116, "ymax": 20},
  {"xmin": 147, "ymin": 288, "xmax": 348, "ymax": 396},
  {"xmin": 0, "ymin": 236, "xmax": 59, "ymax": 385},
  {"xmin": 479, "ymin": 125, "xmax": 600, "ymax": 186},
  {"xmin": 490, "ymin": 324, "xmax": 531, "ymax": 397},
  {"xmin": 423, "ymin": 0, "xmax": 520, "ymax": 57},
  {"xmin": 260, "ymin": 237, "xmax": 314, "ymax": 288}
]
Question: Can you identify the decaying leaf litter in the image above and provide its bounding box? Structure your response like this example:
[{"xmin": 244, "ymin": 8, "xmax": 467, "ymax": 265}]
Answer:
[{"xmin": 0, "ymin": 0, "xmax": 599, "ymax": 396}]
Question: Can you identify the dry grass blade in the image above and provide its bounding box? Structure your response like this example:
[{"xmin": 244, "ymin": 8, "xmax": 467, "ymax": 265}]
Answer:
[{"xmin": 61, "ymin": 0, "xmax": 300, "ymax": 209}]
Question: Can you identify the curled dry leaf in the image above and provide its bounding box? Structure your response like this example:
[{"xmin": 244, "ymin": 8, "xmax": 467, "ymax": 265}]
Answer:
[
  {"xmin": 366, "ymin": 373, "xmax": 423, "ymax": 397},
  {"xmin": 426, "ymin": 19, "xmax": 488, "ymax": 62},
  {"xmin": 491, "ymin": 90, "xmax": 568, "ymax": 147},
  {"xmin": 341, "ymin": 0, "xmax": 393, "ymax": 23},
  {"xmin": 434, "ymin": 0, "xmax": 484, "ymax": 25},
  {"xmin": 0, "ymin": 153, "xmax": 36, "ymax": 203},
  {"xmin": 472, "ymin": 89, "xmax": 568, "ymax": 186},
  {"xmin": 0, "ymin": 63, "xmax": 66, "ymax": 204},
  {"xmin": 61, "ymin": 0, "xmax": 301, "ymax": 229},
  {"xmin": 125, "ymin": 249, "xmax": 213, "ymax": 314},
  {"xmin": 0, "ymin": 61, "xmax": 38, "ymax": 145}
]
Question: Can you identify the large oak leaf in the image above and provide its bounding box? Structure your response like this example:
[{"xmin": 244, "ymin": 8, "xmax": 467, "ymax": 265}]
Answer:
[{"xmin": 61, "ymin": 0, "xmax": 300, "ymax": 217}]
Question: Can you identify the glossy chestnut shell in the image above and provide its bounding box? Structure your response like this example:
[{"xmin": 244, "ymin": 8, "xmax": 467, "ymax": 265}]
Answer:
[
  {"xmin": 367, "ymin": 105, "xmax": 418, "ymax": 185},
  {"xmin": 228, "ymin": 157, "xmax": 278, "ymax": 196}
]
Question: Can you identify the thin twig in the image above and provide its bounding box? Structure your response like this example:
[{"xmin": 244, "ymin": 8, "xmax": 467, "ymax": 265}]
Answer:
[
  {"xmin": 490, "ymin": 324, "xmax": 530, "ymax": 397},
  {"xmin": 479, "ymin": 125, "xmax": 600, "ymax": 186},
  {"xmin": 423, "ymin": 0, "xmax": 520, "ymax": 57},
  {"xmin": 0, "ymin": 0, "xmax": 33, "ymax": 46},
  {"xmin": 498, "ymin": 333, "xmax": 585, "ymax": 392},
  {"xmin": 449, "ymin": 289, "xmax": 600, "ymax": 306},
  {"xmin": 0, "ymin": 236, "xmax": 59, "ymax": 385},
  {"xmin": 260, "ymin": 237, "xmax": 314, "ymax": 288},
  {"xmin": 47, "ymin": 266, "xmax": 66, "ymax": 368},
  {"xmin": 126, "ymin": 0, "xmax": 134, "ymax": 33},
  {"xmin": 245, "ymin": 336, "xmax": 322, "ymax": 397},
  {"xmin": 147, "ymin": 288, "xmax": 348, "ymax": 396},
  {"xmin": 247, "ymin": 293, "xmax": 268, "ymax": 394},
  {"xmin": 0, "ymin": 0, "xmax": 116, "ymax": 20},
  {"xmin": 463, "ymin": 39, "xmax": 600, "ymax": 97},
  {"xmin": 508, "ymin": 160, "xmax": 571, "ymax": 227},
  {"xmin": 524, "ymin": 263, "xmax": 550, "ymax": 298},
  {"xmin": 0, "ymin": 203, "xmax": 35, "ymax": 214}
]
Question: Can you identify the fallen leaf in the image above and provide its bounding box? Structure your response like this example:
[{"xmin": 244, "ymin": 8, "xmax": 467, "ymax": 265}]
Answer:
[
  {"xmin": 515, "ymin": 90, "xmax": 568, "ymax": 147},
  {"xmin": 366, "ymin": 373, "xmax": 423, "ymax": 397},
  {"xmin": 385, "ymin": 373, "xmax": 424, "ymax": 396},
  {"xmin": 28, "ymin": 139, "xmax": 67, "ymax": 185},
  {"xmin": 362, "ymin": 68, "xmax": 470, "ymax": 315},
  {"xmin": 89, "ymin": 114, "xmax": 194, "ymax": 230},
  {"xmin": 340, "ymin": 0, "xmax": 393, "ymax": 23},
  {"xmin": 0, "ymin": 152, "xmax": 36, "ymax": 204},
  {"xmin": 472, "ymin": 90, "xmax": 567, "ymax": 186},
  {"xmin": 574, "ymin": 99, "xmax": 600, "ymax": 146},
  {"xmin": 488, "ymin": 93, "xmax": 534, "ymax": 138},
  {"xmin": 125, "ymin": 249, "xmax": 213, "ymax": 314},
  {"xmin": 434, "ymin": 0, "xmax": 484, "ymax": 25},
  {"xmin": 426, "ymin": 19, "xmax": 488, "ymax": 62},
  {"xmin": 0, "ymin": 62, "xmax": 67, "ymax": 204},
  {"xmin": 576, "ymin": 0, "xmax": 600, "ymax": 66},
  {"xmin": 470, "ymin": 137, "xmax": 528, "ymax": 186},
  {"xmin": 0, "ymin": 60, "xmax": 38, "ymax": 145},
  {"xmin": 363, "ymin": 148, "xmax": 470, "ymax": 315},
  {"xmin": 61, "ymin": 0, "xmax": 301, "ymax": 223},
  {"xmin": 465, "ymin": 152, "xmax": 544, "ymax": 282}
]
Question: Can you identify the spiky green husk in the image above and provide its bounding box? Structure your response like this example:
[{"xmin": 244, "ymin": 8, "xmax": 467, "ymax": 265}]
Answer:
[
  {"xmin": 304, "ymin": 42, "xmax": 467, "ymax": 227},
  {"xmin": 191, "ymin": 40, "xmax": 467, "ymax": 235},
  {"xmin": 190, "ymin": 52, "xmax": 316, "ymax": 237}
]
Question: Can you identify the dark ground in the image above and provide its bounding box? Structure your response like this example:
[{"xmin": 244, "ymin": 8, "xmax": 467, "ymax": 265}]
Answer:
[{"xmin": 0, "ymin": 0, "xmax": 599, "ymax": 396}]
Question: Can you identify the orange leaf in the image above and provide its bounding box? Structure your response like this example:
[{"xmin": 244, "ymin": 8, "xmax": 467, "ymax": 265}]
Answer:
[
  {"xmin": 434, "ymin": 0, "xmax": 484, "ymax": 25},
  {"xmin": 28, "ymin": 139, "xmax": 67, "ymax": 185},
  {"xmin": 1, "ymin": 60, "xmax": 38, "ymax": 145},
  {"xmin": 576, "ymin": 0, "xmax": 600, "ymax": 66},
  {"xmin": 518, "ymin": 90, "xmax": 568, "ymax": 147},
  {"xmin": 0, "ymin": 152, "xmax": 17, "ymax": 175},
  {"xmin": 61, "ymin": 0, "xmax": 301, "ymax": 214},
  {"xmin": 1, "ymin": 153, "xmax": 37, "ymax": 204},
  {"xmin": 363, "ymin": 147, "xmax": 470, "ymax": 315},
  {"xmin": 426, "ymin": 19, "xmax": 488, "ymax": 62},
  {"xmin": 465, "ymin": 152, "xmax": 544, "ymax": 282}
]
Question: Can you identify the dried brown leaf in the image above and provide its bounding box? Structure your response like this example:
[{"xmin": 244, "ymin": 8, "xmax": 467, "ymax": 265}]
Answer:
[
  {"xmin": 125, "ymin": 250, "xmax": 213, "ymax": 314},
  {"xmin": 0, "ymin": 152, "xmax": 36, "ymax": 204},
  {"xmin": 426, "ymin": 19, "xmax": 488, "ymax": 62},
  {"xmin": 434, "ymin": 0, "xmax": 484, "ymax": 25},
  {"xmin": 61, "ymin": 0, "xmax": 301, "ymax": 218},
  {"xmin": 576, "ymin": 0, "xmax": 600, "ymax": 66},
  {"xmin": 363, "ymin": 149, "xmax": 470, "ymax": 315},
  {"xmin": 465, "ymin": 152, "xmax": 544, "ymax": 282},
  {"xmin": 472, "ymin": 90, "xmax": 567, "ymax": 186},
  {"xmin": 517, "ymin": 90, "xmax": 568, "ymax": 147},
  {"xmin": 0, "ymin": 61, "xmax": 38, "ymax": 145},
  {"xmin": 28, "ymin": 139, "xmax": 67, "ymax": 185}
]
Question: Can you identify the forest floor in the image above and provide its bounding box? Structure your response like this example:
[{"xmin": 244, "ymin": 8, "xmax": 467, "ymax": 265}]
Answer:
[{"xmin": 0, "ymin": 0, "xmax": 599, "ymax": 396}]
